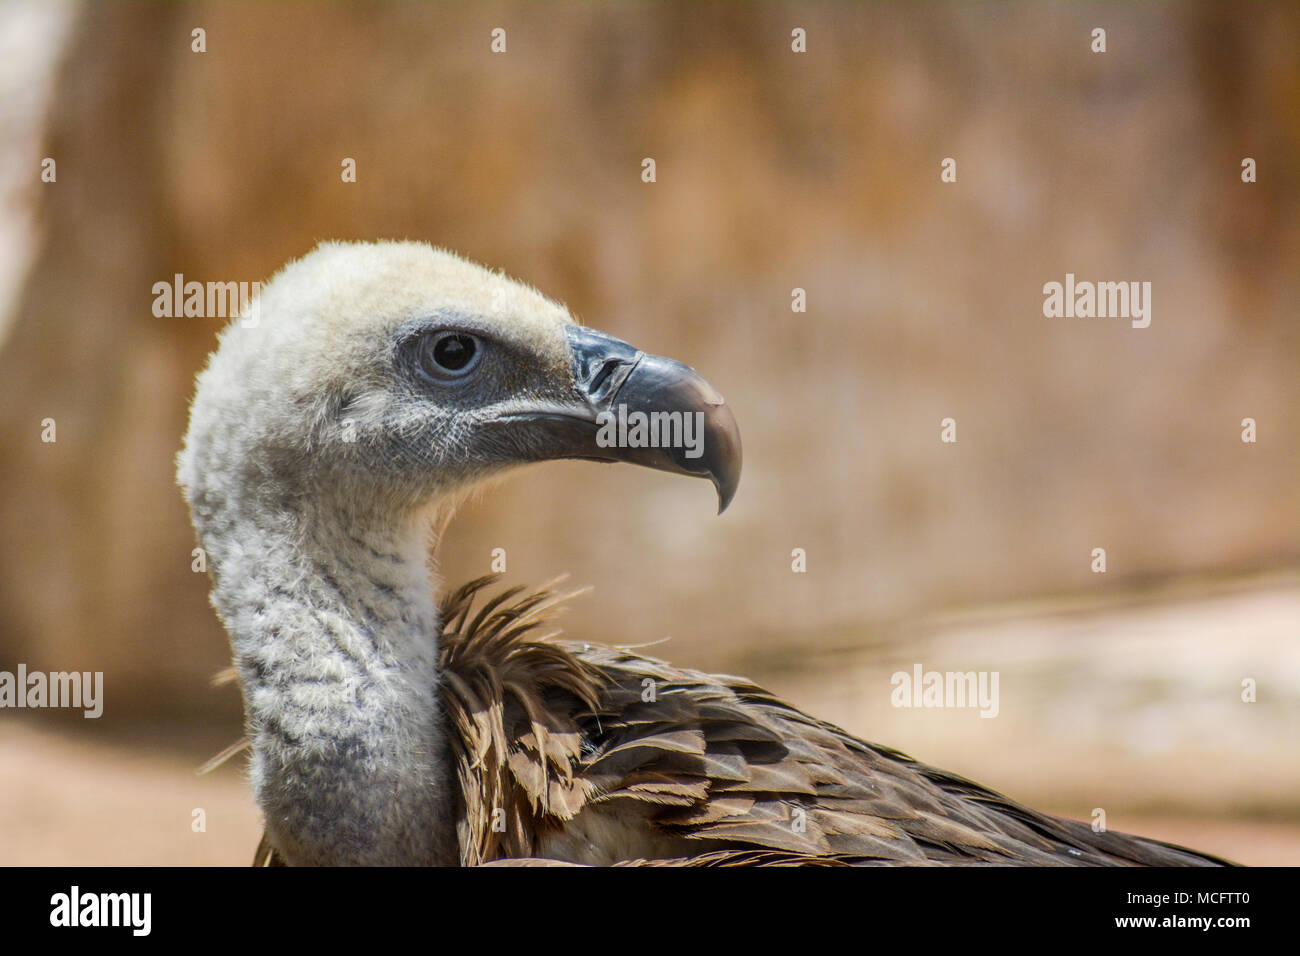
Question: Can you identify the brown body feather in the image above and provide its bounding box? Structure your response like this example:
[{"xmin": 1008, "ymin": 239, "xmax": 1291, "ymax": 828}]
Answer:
[{"xmin": 246, "ymin": 576, "xmax": 1231, "ymax": 867}]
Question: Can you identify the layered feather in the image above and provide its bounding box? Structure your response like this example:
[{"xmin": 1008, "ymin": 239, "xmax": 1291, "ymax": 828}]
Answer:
[{"xmin": 242, "ymin": 576, "xmax": 1231, "ymax": 867}]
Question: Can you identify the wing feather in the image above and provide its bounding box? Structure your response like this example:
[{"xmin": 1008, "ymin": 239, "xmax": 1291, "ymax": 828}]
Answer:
[{"xmin": 242, "ymin": 576, "xmax": 1233, "ymax": 867}]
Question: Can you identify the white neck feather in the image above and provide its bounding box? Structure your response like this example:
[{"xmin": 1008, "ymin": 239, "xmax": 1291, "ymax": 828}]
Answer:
[{"xmin": 209, "ymin": 501, "xmax": 456, "ymax": 866}]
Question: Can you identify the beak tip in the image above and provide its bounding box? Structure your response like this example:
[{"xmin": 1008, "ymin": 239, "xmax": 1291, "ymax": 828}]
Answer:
[
  {"xmin": 714, "ymin": 476, "xmax": 738, "ymax": 515},
  {"xmin": 708, "ymin": 403, "xmax": 742, "ymax": 515}
]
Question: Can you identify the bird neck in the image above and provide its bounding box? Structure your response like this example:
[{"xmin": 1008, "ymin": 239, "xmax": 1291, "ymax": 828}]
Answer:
[{"xmin": 209, "ymin": 502, "xmax": 457, "ymax": 866}]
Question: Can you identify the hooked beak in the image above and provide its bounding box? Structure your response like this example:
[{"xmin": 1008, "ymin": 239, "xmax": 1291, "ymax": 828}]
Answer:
[{"xmin": 495, "ymin": 326, "xmax": 742, "ymax": 513}]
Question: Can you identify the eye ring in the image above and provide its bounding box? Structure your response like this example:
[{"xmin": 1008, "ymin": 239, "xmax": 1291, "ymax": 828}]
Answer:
[{"xmin": 415, "ymin": 331, "xmax": 481, "ymax": 382}]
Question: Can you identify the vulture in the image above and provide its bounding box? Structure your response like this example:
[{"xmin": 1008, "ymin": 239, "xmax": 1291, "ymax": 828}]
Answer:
[{"xmin": 178, "ymin": 241, "xmax": 1229, "ymax": 867}]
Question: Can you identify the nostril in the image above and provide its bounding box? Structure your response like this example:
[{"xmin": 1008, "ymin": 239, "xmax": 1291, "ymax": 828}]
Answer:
[{"xmin": 587, "ymin": 358, "xmax": 623, "ymax": 396}]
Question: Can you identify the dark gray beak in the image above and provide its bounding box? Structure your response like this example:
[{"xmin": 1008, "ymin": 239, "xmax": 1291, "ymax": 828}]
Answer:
[{"xmin": 495, "ymin": 326, "xmax": 742, "ymax": 513}]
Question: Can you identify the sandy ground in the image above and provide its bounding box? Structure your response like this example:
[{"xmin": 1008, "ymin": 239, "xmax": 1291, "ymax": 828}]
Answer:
[
  {"xmin": 748, "ymin": 575, "xmax": 1300, "ymax": 866},
  {"xmin": 3, "ymin": 576, "xmax": 1297, "ymax": 866},
  {"xmin": 0, "ymin": 722, "xmax": 262, "ymax": 866},
  {"xmin": 1, "ymin": 721, "xmax": 1296, "ymax": 866}
]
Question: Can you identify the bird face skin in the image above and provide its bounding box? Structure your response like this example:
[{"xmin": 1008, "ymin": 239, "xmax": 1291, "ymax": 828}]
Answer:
[{"xmin": 179, "ymin": 240, "xmax": 740, "ymax": 531}]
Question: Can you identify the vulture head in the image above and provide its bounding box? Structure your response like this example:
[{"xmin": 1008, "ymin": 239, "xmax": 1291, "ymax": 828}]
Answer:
[
  {"xmin": 180, "ymin": 241, "xmax": 739, "ymax": 533},
  {"xmin": 177, "ymin": 241, "xmax": 740, "ymax": 865}
]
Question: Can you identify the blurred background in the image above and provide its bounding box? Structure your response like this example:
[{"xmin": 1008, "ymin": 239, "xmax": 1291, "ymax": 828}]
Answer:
[{"xmin": 0, "ymin": 1, "xmax": 1296, "ymax": 865}]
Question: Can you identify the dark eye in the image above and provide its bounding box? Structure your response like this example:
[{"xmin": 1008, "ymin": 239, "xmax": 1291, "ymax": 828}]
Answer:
[{"xmin": 416, "ymin": 331, "xmax": 481, "ymax": 381}]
